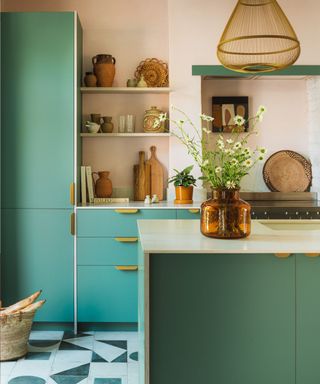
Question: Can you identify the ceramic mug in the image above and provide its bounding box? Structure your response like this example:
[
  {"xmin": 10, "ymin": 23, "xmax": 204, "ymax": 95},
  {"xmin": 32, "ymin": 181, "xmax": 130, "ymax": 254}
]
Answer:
[{"xmin": 126, "ymin": 78, "xmax": 137, "ymax": 87}]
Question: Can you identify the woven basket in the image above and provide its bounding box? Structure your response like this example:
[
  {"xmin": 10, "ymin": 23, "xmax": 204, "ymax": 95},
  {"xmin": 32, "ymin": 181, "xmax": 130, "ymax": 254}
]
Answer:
[{"xmin": 0, "ymin": 311, "xmax": 35, "ymax": 361}]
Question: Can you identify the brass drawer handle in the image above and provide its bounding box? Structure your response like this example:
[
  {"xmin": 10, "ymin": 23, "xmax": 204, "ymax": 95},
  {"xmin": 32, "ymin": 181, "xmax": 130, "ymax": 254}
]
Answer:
[
  {"xmin": 188, "ymin": 209, "xmax": 200, "ymax": 214},
  {"xmin": 274, "ymin": 253, "xmax": 291, "ymax": 258},
  {"xmin": 70, "ymin": 182, "xmax": 75, "ymax": 206},
  {"xmin": 305, "ymin": 253, "xmax": 320, "ymax": 257},
  {"xmin": 70, "ymin": 213, "xmax": 75, "ymax": 236},
  {"xmin": 114, "ymin": 237, "xmax": 138, "ymax": 243},
  {"xmin": 115, "ymin": 265, "xmax": 138, "ymax": 271},
  {"xmin": 115, "ymin": 209, "xmax": 138, "ymax": 214}
]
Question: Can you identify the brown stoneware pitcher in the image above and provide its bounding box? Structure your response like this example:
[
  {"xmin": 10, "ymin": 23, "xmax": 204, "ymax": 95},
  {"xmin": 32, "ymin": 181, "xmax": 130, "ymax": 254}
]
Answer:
[
  {"xmin": 92, "ymin": 54, "xmax": 116, "ymax": 87},
  {"xmin": 93, "ymin": 171, "xmax": 113, "ymax": 198}
]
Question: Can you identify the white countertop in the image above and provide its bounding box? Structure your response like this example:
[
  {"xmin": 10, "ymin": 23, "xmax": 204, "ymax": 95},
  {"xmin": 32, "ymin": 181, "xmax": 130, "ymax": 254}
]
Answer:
[
  {"xmin": 77, "ymin": 201, "xmax": 202, "ymax": 210},
  {"xmin": 138, "ymin": 220, "xmax": 320, "ymax": 254}
]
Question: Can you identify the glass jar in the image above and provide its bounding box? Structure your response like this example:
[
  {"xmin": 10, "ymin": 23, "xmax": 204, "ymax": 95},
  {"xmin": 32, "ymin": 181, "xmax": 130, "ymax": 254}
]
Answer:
[{"xmin": 200, "ymin": 189, "xmax": 251, "ymax": 239}]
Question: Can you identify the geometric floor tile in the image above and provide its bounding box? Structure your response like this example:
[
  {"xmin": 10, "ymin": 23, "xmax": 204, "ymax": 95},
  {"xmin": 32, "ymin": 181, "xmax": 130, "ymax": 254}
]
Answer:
[
  {"xmin": 92, "ymin": 342, "xmax": 126, "ymax": 365},
  {"xmin": 59, "ymin": 342, "xmax": 91, "ymax": 351},
  {"xmin": 111, "ymin": 352, "xmax": 127, "ymax": 363},
  {"xmin": 62, "ymin": 337, "xmax": 94, "ymax": 351},
  {"xmin": 28, "ymin": 341, "xmax": 61, "ymax": 348},
  {"xmin": 54, "ymin": 351, "xmax": 92, "ymax": 364},
  {"xmin": 128, "ymin": 352, "xmax": 138, "ymax": 362},
  {"xmin": 25, "ymin": 352, "xmax": 51, "ymax": 360},
  {"xmin": 8, "ymin": 376, "xmax": 46, "ymax": 384},
  {"xmin": 96, "ymin": 342, "xmax": 126, "ymax": 351},
  {"xmin": 50, "ymin": 363, "xmax": 90, "ymax": 384},
  {"xmin": 94, "ymin": 379, "xmax": 122, "ymax": 384},
  {"xmin": 91, "ymin": 352, "xmax": 108, "ymax": 363}
]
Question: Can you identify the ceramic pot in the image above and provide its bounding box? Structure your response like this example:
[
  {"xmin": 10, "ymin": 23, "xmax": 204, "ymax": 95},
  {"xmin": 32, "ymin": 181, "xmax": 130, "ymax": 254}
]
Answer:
[
  {"xmin": 84, "ymin": 72, "xmax": 97, "ymax": 87},
  {"xmin": 174, "ymin": 186, "xmax": 193, "ymax": 204},
  {"xmin": 201, "ymin": 189, "xmax": 251, "ymax": 239},
  {"xmin": 93, "ymin": 171, "xmax": 113, "ymax": 198},
  {"xmin": 143, "ymin": 106, "xmax": 165, "ymax": 133},
  {"xmin": 101, "ymin": 116, "xmax": 114, "ymax": 133},
  {"xmin": 92, "ymin": 54, "xmax": 116, "ymax": 87}
]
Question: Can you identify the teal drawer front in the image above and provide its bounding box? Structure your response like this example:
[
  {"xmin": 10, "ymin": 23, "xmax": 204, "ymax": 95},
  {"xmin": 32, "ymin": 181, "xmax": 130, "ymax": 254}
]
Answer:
[
  {"xmin": 77, "ymin": 237, "xmax": 138, "ymax": 265},
  {"xmin": 177, "ymin": 209, "xmax": 201, "ymax": 219},
  {"xmin": 78, "ymin": 266, "xmax": 138, "ymax": 322},
  {"xmin": 77, "ymin": 209, "xmax": 176, "ymax": 237}
]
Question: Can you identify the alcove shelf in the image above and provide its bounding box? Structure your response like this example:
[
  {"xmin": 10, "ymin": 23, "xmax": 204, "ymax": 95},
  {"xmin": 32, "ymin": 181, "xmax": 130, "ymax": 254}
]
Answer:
[
  {"xmin": 80, "ymin": 132, "xmax": 171, "ymax": 137},
  {"xmin": 80, "ymin": 87, "xmax": 171, "ymax": 94}
]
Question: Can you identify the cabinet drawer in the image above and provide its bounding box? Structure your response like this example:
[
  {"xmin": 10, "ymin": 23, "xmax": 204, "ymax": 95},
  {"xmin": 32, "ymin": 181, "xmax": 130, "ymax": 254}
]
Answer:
[
  {"xmin": 77, "ymin": 266, "xmax": 138, "ymax": 322},
  {"xmin": 77, "ymin": 209, "xmax": 176, "ymax": 237},
  {"xmin": 177, "ymin": 209, "xmax": 201, "ymax": 220},
  {"xmin": 77, "ymin": 237, "xmax": 138, "ymax": 265}
]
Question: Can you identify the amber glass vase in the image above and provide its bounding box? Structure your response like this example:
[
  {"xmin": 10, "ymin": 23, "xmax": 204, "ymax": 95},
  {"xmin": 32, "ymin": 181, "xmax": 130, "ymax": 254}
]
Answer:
[{"xmin": 200, "ymin": 189, "xmax": 251, "ymax": 239}]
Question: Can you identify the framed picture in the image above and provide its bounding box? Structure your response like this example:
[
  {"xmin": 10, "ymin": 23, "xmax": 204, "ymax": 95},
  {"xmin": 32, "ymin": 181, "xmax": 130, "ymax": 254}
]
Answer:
[{"xmin": 212, "ymin": 96, "xmax": 249, "ymax": 133}]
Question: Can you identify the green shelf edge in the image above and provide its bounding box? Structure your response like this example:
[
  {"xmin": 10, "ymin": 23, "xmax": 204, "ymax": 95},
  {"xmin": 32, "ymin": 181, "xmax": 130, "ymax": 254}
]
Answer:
[{"xmin": 192, "ymin": 65, "xmax": 320, "ymax": 77}]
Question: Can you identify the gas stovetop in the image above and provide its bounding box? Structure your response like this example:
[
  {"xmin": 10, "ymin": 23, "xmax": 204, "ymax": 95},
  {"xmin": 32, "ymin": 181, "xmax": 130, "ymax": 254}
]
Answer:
[{"xmin": 239, "ymin": 192, "xmax": 320, "ymax": 219}]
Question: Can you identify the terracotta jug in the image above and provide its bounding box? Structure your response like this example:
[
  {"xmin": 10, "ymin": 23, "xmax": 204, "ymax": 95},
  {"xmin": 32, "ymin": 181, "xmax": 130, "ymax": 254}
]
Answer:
[
  {"xmin": 92, "ymin": 54, "xmax": 116, "ymax": 87},
  {"xmin": 93, "ymin": 171, "xmax": 113, "ymax": 198}
]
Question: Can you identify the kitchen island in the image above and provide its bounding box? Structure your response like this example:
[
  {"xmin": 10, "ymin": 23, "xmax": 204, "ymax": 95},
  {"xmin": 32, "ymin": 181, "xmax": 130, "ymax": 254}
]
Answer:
[{"xmin": 138, "ymin": 220, "xmax": 320, "ymax": 384}]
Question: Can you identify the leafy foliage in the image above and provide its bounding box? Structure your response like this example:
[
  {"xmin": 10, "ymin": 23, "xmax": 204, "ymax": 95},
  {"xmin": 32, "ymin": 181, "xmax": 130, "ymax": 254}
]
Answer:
[{"xmin": 168, "ymin": 165, "xmax": 197, "ymax": 187}]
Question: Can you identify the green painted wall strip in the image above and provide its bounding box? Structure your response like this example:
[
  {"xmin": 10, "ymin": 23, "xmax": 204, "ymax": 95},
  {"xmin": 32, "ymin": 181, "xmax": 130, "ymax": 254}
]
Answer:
[{"xmin": 192, "ymin": 65, "xmax": 320, "ymax": 77}]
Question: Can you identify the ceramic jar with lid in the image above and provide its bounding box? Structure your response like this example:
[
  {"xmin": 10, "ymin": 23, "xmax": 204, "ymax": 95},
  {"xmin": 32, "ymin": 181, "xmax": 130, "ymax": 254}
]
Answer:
[{"xmin": 143, "ymin": 106, "xmax": 165, "ymax": 133}]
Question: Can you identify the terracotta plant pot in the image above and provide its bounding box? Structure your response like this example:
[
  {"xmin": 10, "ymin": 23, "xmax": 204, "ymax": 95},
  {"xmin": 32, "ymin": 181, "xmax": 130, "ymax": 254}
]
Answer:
[
  {"xmin": 93, "ymin": 171, "xmax": 113, "ymax": 198},
  {"xmin": 174, "ymin": 186, "xmax": 193, "ymax": 204}
]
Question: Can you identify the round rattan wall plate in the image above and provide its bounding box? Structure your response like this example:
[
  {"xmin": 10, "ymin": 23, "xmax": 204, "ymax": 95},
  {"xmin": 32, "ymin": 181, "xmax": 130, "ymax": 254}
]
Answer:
[
  {"xmin": 263, "ymin": 150, "xmax": 312, "ymax": 192},
  {"xmin": 135, "ymin": 58, "xmax": 169, "ymax": 87}
]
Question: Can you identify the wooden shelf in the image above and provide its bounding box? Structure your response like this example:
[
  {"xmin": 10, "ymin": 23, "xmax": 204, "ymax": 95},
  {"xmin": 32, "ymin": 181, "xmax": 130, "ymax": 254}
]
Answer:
[
  {"xmin": 80, "ymin": 132, "xmax": 171, "ymax": 138},
  {"xmin": 80, "ymin": 87, "xmax": 171, "ymax": 94}
]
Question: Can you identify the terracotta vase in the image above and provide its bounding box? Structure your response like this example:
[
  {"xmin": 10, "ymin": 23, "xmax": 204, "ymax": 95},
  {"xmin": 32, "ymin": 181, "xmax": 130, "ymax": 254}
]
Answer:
[
  {"xmin": 93, "ymin": 171, "xmax": 113, "ymax": 198},
  {"xmin": 201, "ymin": 188, "xmax": 251, "ymax": 239},
  {"xmin": 174, "ymin": 186, "xmax": 193, "ymax": 204},
  {"xmin": 92, "ymin": 54, "xmax": 116, "ymax": 87},
  {"xmin": 101, "ymin": 116, "xmax": 114, "ymax": 133},
  {"xmin": 84, "ymin": 72, "xmax": 97, "ymax": 87}
]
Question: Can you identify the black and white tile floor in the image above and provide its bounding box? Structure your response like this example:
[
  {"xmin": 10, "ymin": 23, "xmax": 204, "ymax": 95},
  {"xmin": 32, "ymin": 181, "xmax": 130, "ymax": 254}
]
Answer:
[{"xmin": 0, "ymin": 331, "xmax": 139, "ymax": 384}]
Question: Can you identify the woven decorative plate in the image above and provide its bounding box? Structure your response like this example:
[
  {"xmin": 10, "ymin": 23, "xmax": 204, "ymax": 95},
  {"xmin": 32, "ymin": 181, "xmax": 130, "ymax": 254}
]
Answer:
[
  {"xmin": 263, "ymin": 150, "xmax": 312, "ymax": 192},
  {"xmin": 135, "ymin": 58, "xmax": 169, "ymax": 87}
]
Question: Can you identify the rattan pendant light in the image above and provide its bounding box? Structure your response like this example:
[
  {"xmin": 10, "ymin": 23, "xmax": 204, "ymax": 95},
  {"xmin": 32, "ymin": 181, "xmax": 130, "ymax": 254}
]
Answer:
[{"xmin": 217, "ymin": 0, "xmax": 301, "ymax": 73}]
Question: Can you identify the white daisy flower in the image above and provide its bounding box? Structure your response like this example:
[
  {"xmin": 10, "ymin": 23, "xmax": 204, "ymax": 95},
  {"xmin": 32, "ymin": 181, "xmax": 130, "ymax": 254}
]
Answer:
[
  {"xmin": 159, "ymin": 113, "xmax": 167, "ymax": 122},
  {"xmin": 258, "ymin": 155, "xmax": 265, "ymax": 161},
  {"xmin": 215, "ymin": 166, "xmax": 222, "ymax": 174},
  {"xmin": 230, "ymin": 158, "xmax": 238, "ymax": 166},
  {"xmin": 243, "ymin": 159, "xmax": 253, "ymax": 167},
  {"xmin": 226, "ymin": 180, "xmax": 236, "ymax": 189},
  {"xmin": 234, "ymin": 115, "xmax": 246, "ymax": 126},
  {"xmin": 202, "ymin": 159, "xmax": 209, "ymax": 167},
  {"xmin": 224, "ymin": 148, "xmax": 234, "ymax": 155},
  {"xmin": 226, "ymin": 138, "xmax": 234, "ymax": 144},
  {"xmin": 233, "ymin": 142, "xmax": 242, "ymax": 150},
  {"xmin": 257, "ymin": 105, "xmax": 266, "ymax": 115},
  {"xmin": 259, "ymin": 147, "xmax": 267, "ymax": 154},
  {"xmin": 217, "ymin": 139, "xmax": 224, "ymax": 149}
]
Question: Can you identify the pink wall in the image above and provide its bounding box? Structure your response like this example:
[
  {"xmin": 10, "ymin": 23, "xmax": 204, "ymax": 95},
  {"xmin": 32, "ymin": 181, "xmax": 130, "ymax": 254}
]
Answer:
[{"xmin": 3, "ymin": 0, "xmax": 320, "ymax": 192}]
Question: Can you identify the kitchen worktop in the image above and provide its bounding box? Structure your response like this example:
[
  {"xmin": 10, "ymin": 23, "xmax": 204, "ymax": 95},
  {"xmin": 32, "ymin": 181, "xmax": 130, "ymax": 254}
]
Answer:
[
  {"xmin": 77, "ymin": 201, "xmax": 202, "ymax": 209},
  {"xmin": 138, "ymin": 219, "xmax": 320, "ymax": 254}
]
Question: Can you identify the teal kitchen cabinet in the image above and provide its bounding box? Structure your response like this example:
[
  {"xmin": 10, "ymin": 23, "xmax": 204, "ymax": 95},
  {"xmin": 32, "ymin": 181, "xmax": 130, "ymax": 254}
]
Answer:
[
  {"xmin": 77, "ymin": 209, "xmax": 176, "ymax": 237},
  {"xmin": 176, "ymin": 208, "xmax": 200, "ymax": 219},
  {"xmin": 296, "ymin": 254, "xmax": 320, "ymax": 384},
  {"xmin": 1, "ymin": 12, "xmax": 75, "ymax": 209},
  {"xmin": 77, "ymin": 209, "xmax": 176, "ymax": 323},
  {"xmin": 1, "ymin": 12, "xmax": 81, "ymax": 322},
  {"xmin": 150, "ymin": 253, "xmax": 295, "ymax": 384},
  {"xmin": 2, "ymin": 209, "xmax": 74, "ymax": 321},
  {"xmin": 78, "ymin": 266, "xmax": 138, "ymax": 323}
]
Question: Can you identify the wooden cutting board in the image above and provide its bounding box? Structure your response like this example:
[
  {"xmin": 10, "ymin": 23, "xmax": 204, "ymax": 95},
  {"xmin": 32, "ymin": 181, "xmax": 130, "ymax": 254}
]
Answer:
[
  {"xmin": 146, "ymin": 146, "xmax": 164, "ymax": 200},
  {"xmin": 134, "ymin": 151, "xmax": 146, "ymax": 201}
]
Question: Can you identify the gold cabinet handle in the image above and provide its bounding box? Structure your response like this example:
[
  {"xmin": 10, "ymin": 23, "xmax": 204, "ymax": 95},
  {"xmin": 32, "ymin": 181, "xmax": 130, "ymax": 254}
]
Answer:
[
  {"xmin": 70, "ymin": 213, "xmax": 75, "ymax": 236},
  {"xmin": 274, "ymin": 253, "xmax": 291, "ymax": 258},
  {"xmin": 114, "ymin": 209, "xmax": 138, "ymax": 214},
  {"xmin": 115, "ymin": 265, "xmax": 138, "ymax": 271},
  {"xmin": 188, "ymin": 209, "xmax": 200, "ymax": 214},
  {"xmin": 305, "ymin": 253, "xmax": 320, "ymax": 257},
  {"xmin": 70, "ymin": 182, "xmax": 75, "ymax": 206},
  {"xmin": 114, "ymin": 237, "xmax": 138, "ymax": 243}
]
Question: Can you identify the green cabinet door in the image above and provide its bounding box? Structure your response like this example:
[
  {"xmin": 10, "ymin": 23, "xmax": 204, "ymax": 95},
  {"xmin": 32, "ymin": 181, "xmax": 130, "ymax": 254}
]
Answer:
[
  {"xmin": 1, "ymin": 12, "xmax": 74, "ymax": 208},
  {"xmin": 78, "ymin": 266, "xmax": 138, "ymax": 322},
  {"xmin": 1, "ymin": 209, "xmax": 74, "ymax": 322},
  {"xmin": 296, "ymin": 254, "xmax": 320, "ymax": 384},
  {"xmin": 150, "ymin": 253, "xmax": 295, "ymax": 384},
  {"xmin": 176, "ymin": 209, "xmax": 200, "ymax": 219}
]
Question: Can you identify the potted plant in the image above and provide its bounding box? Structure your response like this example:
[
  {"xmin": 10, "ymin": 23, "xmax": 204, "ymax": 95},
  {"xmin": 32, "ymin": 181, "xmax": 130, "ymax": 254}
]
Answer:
[
  {"xmin": 168, "ymin": 165, "xmax": 197, "ymax": 204},
  {"xmin": 156, "ymin": 106, "xmax": 267, "ymax": 239}
]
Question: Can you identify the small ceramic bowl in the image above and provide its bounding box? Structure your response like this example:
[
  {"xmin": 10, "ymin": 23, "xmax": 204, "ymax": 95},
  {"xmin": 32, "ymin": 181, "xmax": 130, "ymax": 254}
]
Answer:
[{"xmin": 85, "ymin": 121, "xmax": 100, "ymax": 134}]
